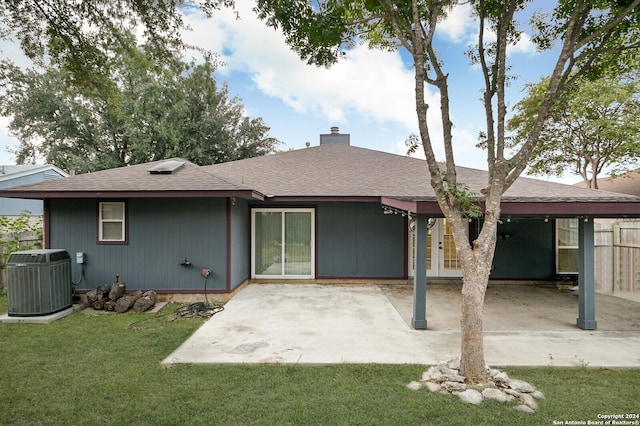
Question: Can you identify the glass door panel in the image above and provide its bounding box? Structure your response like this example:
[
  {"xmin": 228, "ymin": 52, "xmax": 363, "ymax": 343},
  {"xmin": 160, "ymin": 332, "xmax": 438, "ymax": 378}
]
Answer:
[
  {"xmin": 254, "ymin": 211, "xmax": 283, "ymax": 276},
  {"xmin": 442, "ymin": 219, "xmax": 462, "ymax": 272},
  {"xmin": 284, "ymin": 212, "xmax": 312, "ymax": 275},
  {"xmin": 410, "ymin": 226, "xmax": 434, "ymax": 275}
]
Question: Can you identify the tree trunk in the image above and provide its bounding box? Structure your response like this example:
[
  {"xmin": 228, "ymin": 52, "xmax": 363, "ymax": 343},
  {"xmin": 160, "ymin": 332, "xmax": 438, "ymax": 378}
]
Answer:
[
  {"xmin": 85, "ymin": 289, "xmax": 98, "ymax": 306},
  {"xmin": 114, "ymin": 290, "xmax": 143, "ymax": 313},
  {"xmin": 92, "ymin": 298, "xmax": 108, "ymax": 310},
  {"xmin": 460, "ymin": 265, "xmax": 490, "ymax": 382},
  {"xmin": 457, "ymin": 207, "xmax": 500, "ymax": 383},
  {"xmin": 133, "ymin": 290, "xmax": 157, "ymax": 312},
  {"xmin": 96, "ymin": 285, "xmax": 111, "ymax": 300},
  {"xmin": 104, "ymin": 299, "xmax": 116, "ymax": 311},
  {"xmin": 109, "ymin": 281, "xmax": 126, "ymax": 301}
]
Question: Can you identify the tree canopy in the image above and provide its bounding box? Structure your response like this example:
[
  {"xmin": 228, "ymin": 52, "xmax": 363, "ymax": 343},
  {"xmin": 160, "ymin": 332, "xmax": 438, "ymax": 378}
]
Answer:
[
  {"xmin": 0, "ymin": 1, "xmax": 241, "ymax": 89},
  {"xmin": 509, "ymin": 74, "xmax": 640, "ymax": 188},
  {"xmin": 0, "ymin": 40, "xmax": 279, "ymax": 172},
  {"xmin": 253, "ymin": 0, "xmax": 640, "ymax": 381}
]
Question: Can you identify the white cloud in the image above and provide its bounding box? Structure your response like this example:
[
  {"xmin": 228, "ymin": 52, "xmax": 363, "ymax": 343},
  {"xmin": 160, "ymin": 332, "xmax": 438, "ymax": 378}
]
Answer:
[
  {"xmin": 437, "ymin": 3, "xmax": 475, "ymax": 43},
  {"xmin": 509, "ymin": 31, "xmax": 536, "ymax": 55},
  {"xmin": 436, "ymin": 3, "xmax": 536, "ymax": 56},
  {"xmin": 182, "ymin": 0, "xmax": 441, "ymax": 135}
]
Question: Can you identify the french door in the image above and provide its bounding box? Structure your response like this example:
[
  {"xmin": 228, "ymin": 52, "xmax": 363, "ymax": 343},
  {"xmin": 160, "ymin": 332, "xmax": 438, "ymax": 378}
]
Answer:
[
  {"xmin": 410, "ymin": 218, "xmax": 465, "ymax": 277},
  {"xmin": 252, "ymin": 208, "xmax": 315, "ymax": 278}
]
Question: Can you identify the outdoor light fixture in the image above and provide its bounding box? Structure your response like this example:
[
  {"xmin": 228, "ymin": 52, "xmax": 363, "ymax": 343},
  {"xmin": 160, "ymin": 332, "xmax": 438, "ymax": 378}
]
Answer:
[
  {"xmin": 382, "ymin": 205, "xmax": 411, "ymax": 218},
  {"xmin": 409, "ymin": 217, "xmax": 436, "ymax": 232}
]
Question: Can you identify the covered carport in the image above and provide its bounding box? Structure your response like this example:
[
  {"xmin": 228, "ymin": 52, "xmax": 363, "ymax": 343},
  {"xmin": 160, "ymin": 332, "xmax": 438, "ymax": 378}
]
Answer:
[{"xmin": 382, "ymin": 191, "xmax": 640, "ymax": 331}]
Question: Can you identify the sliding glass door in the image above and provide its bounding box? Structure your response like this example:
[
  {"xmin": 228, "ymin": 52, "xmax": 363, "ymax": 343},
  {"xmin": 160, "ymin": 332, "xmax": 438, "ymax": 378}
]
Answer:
[{"xmin": 252, "ymin": 208, "xmax": 314, "ymax": 278}]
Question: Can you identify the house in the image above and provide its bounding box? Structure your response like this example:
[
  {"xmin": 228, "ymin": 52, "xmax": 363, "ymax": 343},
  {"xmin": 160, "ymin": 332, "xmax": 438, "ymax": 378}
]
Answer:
[
  {"xmin": 1, "ymin": 131, "xmax": 639, "ymax": 330},
  {"xmin": 575, "ymin": 170, "xmax": 640, "ymax": 196},
  {"xmin": 0, "ymin": 164, "xmax": 68, "ymax": 218}
]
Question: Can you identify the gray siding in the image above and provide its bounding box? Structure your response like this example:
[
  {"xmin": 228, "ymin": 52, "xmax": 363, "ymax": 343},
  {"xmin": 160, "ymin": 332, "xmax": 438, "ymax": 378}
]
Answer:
[
  {"xmin": 317, "ymin": 202, "xmax": 405, "ymax": 278},
  {"xmin": 49, "ymin": 198, "xmax": 229, "ymax": 291},
  {"xmin": 489, "ymin": 218, "xmax": 556, "ymax": 280},
  {"xmin": 229, "ymin": 199, "xmax": 250, "ymax": 288}
]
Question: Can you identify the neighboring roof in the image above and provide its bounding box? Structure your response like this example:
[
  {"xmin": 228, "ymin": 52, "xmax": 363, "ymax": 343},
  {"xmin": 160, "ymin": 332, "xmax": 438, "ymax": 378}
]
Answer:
[
  {"xmin": 0, "ymin": 164, "xmax": 68, "ymax": 184},
  {"xmin": 574, "ymin": 170, "xmax": 640, "ymax": 197},
  {"xmin": 0, "ymin": 158, "xmax": 264, "ymax": 200},
  {"xmin": 0, "ymin": 145, "xmax": 639, "ymax": 216}
]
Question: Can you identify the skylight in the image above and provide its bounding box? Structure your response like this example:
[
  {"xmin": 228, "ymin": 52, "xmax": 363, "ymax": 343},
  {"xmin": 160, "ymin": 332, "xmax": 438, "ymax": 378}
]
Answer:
[{"xmin": 148, "ymin": 160, "xmax": 185, "ymax": 175}]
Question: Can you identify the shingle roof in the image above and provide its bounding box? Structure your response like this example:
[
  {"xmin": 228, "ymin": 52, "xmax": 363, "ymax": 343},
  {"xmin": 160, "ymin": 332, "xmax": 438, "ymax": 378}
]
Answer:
[
  {"xmin": 1, "ymin": 145, "xmax": 639, "ymax": 216},
  {"xmin": 204, "ymin": 144, "xmax": 433, "ymax": 198},
  {"xmin": 205, "ymin": 144, "xmax": 640, "ymax": 203},
  {"xmin": 0, "ymin": 158, "xmax": 261, "ymax": 199}
]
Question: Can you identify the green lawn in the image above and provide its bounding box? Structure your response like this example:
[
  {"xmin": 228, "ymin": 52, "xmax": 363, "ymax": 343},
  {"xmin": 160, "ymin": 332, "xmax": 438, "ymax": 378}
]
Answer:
[{"xmin": 1, "ymin": 293, "xmax": 639, "ymax": 425}]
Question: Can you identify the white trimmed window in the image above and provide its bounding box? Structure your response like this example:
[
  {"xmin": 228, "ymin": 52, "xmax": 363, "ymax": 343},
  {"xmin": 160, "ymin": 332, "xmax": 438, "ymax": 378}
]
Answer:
[
  {"xmin": 99, "ymin": 202, "xmax": 126, "ymax": 243},
  {"xmin": 556, "ymin": 218, "xmax": 578, "ymax": 274}
]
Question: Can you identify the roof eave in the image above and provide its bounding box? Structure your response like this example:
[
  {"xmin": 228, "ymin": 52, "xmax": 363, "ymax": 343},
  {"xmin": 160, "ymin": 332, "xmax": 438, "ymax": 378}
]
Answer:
[
  {"xmin": 263, "ymin": 195, "xmax": 382, "ymax": 203},
  {"xmin": 382, "ymin": 197, "xmax": 640, "ymax": 218},
  {"xmin": 0, "ymin": 189, "xmax": 265, "ymax": 201},
  {"xmin": 500, "ymin": 201, "xmax": 640, "ymax": 217}
]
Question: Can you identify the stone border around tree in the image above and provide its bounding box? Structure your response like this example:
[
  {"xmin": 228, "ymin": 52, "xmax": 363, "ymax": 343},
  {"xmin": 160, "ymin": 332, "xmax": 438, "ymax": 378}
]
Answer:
[{"xmin": 407, "ymin": 359, "xmax": 544, "ymax": 413}]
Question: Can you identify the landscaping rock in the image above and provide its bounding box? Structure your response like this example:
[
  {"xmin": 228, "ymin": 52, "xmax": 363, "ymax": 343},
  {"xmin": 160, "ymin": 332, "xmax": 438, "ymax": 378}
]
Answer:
[
  {"xmin": 509, "ymin": 379, "xmax": 536, "ymax": 393},
  {"xmin": 493, "ymin": 371, "xmax": 510, "ymax": 383},
  {"xmin": 504, "ymin": 389, "xmax": 522, "ymax": 399},
  {"xmin": 441, "ymin": 367, "xmax": 459, "ymax": 376},
  {"xmin": 442, "ymin": 381, "xmax": 467, "ymax": 392},
  {"xmin": 456, "ymin": 389, "xmax": 483, "ymax": 405},
  {"xmin": 447, "ymin": 358, "xmax": 460, "ymax": 370},
  {"xmin": 514, "ymin": 404, "xmax": 536, "ymax": 413},
  {"xmin": 488, "ymin": 369, "xmax": 502, "ymax": 378},
  {"xmin": 424, "ymin": 382, "xmax": 442, "ymax": 393},
  {"xmin": 445, "ymin": 374, "xmax": 466, "ymax": 383},
  {"xmin": 502, "ymin": 392, "xmax": 517, "ymax": 402},
  {"xmin": 532, "ymin": 390, "xmax": 545, "ymax": 400},
  {"xmin": 422, "ymin": 367, "xmax": 441, "ymax": 381},
  {"xmin": 406, "ymin": 381, "xmax": 422, "ymax": 391},
  {"xmin": 521, "ymin": 393, "xmax": 539, "ymax": 411},
  {"xmin": 482, "ymin": 388, "xmax": 508, "ymax": 402},
  {"xmin": 412, "ymin": 359, "xmax": 541, "ymax": 412}
]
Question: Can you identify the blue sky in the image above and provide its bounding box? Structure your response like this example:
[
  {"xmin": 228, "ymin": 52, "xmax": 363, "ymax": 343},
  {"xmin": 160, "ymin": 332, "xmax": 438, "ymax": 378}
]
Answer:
[{"xmin": 0, "ymin": 1, "xmax": 575, "ymax": 183}]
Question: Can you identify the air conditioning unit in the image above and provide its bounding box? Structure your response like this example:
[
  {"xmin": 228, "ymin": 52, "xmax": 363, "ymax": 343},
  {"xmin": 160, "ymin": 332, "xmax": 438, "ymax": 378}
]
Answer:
[{"xmin": 6, "ymin": 249, "xmax": 72, "ymax": 317}]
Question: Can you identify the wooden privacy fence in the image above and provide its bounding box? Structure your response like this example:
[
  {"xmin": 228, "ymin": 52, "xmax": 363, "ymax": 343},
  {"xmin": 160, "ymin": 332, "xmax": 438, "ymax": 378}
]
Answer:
[{"xmin": 595, "ymin": 219, "xmax": 640, "ymax": 295}]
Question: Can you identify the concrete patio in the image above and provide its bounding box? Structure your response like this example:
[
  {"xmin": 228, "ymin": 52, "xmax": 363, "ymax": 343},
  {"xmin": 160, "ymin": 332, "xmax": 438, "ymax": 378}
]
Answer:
[{"xmin": 162, "ymin": 283, "xmax": 640, "ymax": 368}]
